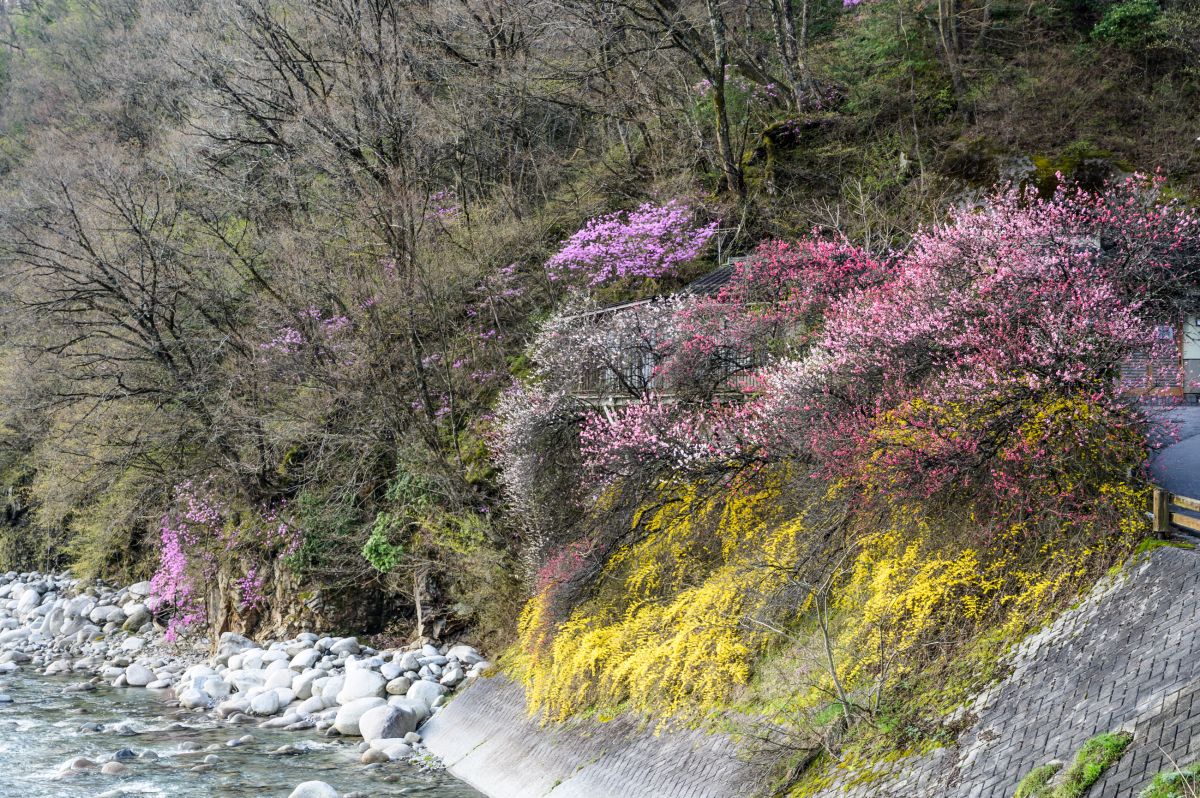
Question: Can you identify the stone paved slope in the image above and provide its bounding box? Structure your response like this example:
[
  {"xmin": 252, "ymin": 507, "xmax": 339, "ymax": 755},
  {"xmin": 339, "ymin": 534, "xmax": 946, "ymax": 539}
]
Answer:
[
  {"xmin": 424, "ymin": 545, "xmax": 1200, "ymax": 798},
  {"xmin": 421, "ymin": 675, "xmax": 764, "ymax": 798},
  {"xmin": 811, "ymin": 544, "xmax": 1200, "ymax": 797}
]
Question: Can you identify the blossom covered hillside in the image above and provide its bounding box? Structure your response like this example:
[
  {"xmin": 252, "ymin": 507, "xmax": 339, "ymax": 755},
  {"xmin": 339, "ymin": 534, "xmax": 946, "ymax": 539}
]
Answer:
[{"xmin": 496, "ymin": 175, "xmax": 1200, "ymax": 786}]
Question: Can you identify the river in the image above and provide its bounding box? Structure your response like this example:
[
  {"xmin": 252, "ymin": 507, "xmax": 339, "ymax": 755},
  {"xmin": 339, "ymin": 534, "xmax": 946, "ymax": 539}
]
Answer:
[{"xmin": 0, "ymin": 672, "xmax": 483, "ymax": 798}]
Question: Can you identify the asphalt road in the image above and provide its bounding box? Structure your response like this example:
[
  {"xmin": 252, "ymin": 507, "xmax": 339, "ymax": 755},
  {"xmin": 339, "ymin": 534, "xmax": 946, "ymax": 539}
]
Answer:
[{"xmin": 1148, "ymin": 406, "xmax": 1200, "ymax": 499}]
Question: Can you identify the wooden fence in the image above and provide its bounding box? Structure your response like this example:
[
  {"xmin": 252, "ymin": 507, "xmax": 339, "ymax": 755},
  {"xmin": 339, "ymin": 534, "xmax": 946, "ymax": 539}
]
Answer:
[{"xmin": 1152, "ymin": 488, "xmax": 1200, "ymax": 535}]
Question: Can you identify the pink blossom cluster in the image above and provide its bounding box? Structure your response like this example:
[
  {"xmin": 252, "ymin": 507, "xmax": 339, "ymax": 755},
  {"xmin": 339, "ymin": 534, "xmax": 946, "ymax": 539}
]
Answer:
[
  {"xmin": 545, "ymin": 200, "xmax": 717, "ymax": 286},
  {"xmin": 236, "ymin": 568, "xmax": 268, "ymax": 611},
  {"xmin": 739, "ymin": 176, "xmax": 1199, "ymax": 506},
  {"xmin": 665, "ymin": 236, "xmax": 887, "ymax": 392},
  {"xmin": 427, "ymin": 189, "xmax": 461, "ymax": 222},
  {"xmin": 148, "ymin": 482, "xmax": 301, "ymax": 640},
  {"xmin": 534, "ymin": 538, "xmax": 598, "ymax": 594},
  {"xmin": 259, "ymin": 307, "xmax": 353, "ymax": 355},
  {"xmin": 578, "ymin": 398, "xmax": 744, "ymax": 483},
  {"xmin": 259, "ymin": 326, "xmax": 304, "ymax": 353},
  {"xmin": 148, "ymin": 482, "xmax": 222, "ymax": 640},
  {"xmin": 500, "ymin": 175, "xmax": 1200, "ymax": 536}
]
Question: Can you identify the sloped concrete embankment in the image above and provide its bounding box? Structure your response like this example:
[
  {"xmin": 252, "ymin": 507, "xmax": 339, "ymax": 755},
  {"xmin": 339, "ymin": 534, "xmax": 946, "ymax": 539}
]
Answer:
[
  {"xmin": 425, "ymin": 546, "xmax": 1200, "ymax": 798},
  {"xmin": 421, "ymin": 675, "xmax": 764, "ymax": 798},
  {"xmin": 810, "ymin": 545, "xmax": 1200, "ymax": 797}
]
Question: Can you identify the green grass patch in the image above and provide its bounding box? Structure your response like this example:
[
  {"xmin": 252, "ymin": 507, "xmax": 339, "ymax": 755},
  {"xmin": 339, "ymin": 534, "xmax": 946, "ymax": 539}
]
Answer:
[
  {"xmin": 1015, "ymin": 732, "xmax": 1133, "ymax": 797},
  {"xmin": 1134, "ymin": 538, "xmax": 1196, "ymax": 557},
  {"xmin": 1108, "ymin": 537, "xmax": 1197, "ymax": 578},
  {"xmin": 1015, "ymin": 763, "xmax": 1063, "ymax": 797},
  {"xmin": 1138, "ymin": 761, "xmax": 1200, "ymax": 798}
]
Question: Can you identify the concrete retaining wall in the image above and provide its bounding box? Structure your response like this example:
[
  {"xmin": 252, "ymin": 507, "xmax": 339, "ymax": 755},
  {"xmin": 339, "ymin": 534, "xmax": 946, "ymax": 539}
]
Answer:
[
  {"xmin": 421, "ymin": 675, "xmax": 764, "ymax": 798},
  {"xmin": 811, "ymin": 544, "xmax": 1200, "ymax": 797}
]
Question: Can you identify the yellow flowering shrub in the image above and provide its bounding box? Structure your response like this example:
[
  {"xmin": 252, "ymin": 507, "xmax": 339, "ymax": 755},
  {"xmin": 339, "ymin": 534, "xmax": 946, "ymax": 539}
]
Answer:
[
  {"xmin": 515, "ymin": 470, "xmax": 809, "ymax": 721},
  {"xmin": 514, "ymin": 397, "xmax": 1151, "ymax": 732}
]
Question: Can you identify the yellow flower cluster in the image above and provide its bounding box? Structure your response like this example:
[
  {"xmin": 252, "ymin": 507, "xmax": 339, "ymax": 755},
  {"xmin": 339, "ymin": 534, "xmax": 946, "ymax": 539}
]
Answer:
[
  {"xmin": 515, "ymin": 472, "xmax": 807, "ymax": 721},
  {"xmin": 513, "ymin": 396, "xmax": 1150, "ymax": 728}
]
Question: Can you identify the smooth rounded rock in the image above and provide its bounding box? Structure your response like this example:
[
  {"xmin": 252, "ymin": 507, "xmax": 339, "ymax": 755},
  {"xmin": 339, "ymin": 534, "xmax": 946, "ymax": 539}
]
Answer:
[
  {"xmin": 333, "ymin": 697, "xmax": 386, "ymax": 736},
  {"xmin": 357, "ymin": 703, "xmax": 419, "ymax": 743},
  {"xmin": 288, "ymin": 781, "xmax": 341, "ymax": 798},
  {"xmin": 384, "ymin": 676, "xmax": 412, "ymax": 696},
  {"xmin": 361, "ymin": 747, "xmax": 390, "ymax": 764},
  {"xmin": 405, "ymin": 679, "xmax": 446, "ymax": 710},
  {"xmin": 178, "ymin": 687, "xmax": 212, "ymax": 709},
  {"xmin": 124, "ymin": 663, "xmax": 154, "ymax": 687},
  {"xmin": 336, "ymin": 669, "xmax": 386, "ymax": 705},
  {"xmin": 249, "ymin": 690, "xmax": 281, "ymax": 716}
]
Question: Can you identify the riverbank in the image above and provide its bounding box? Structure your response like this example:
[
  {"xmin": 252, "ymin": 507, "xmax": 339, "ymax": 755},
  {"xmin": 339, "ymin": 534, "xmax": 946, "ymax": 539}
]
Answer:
[{"xmin": 0, "ymin": 569, "xmax": 489, "ymax": 797}]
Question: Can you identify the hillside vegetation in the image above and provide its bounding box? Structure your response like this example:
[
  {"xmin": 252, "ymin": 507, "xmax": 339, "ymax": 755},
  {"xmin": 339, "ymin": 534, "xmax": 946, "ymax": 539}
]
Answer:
[{"xmin": 0, "ymin": 0, "xmax": 1199, "ymax": 791}]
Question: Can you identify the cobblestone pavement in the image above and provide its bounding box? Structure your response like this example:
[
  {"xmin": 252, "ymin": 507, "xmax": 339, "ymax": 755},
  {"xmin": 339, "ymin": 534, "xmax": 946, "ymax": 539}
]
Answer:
[
  {"xmin": 422, "ymin": 674, "xmax": 764, "ymax": 798},
  {"xmin": 810, "ymin": 545, "xmax": 1200, "ymax": 798}
]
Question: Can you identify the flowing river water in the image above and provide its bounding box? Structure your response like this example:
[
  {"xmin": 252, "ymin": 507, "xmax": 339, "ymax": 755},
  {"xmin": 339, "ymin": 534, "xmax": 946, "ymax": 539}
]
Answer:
[{"xmin": 0, "ymin": 672, "xmax": 483, "ymax": 798}]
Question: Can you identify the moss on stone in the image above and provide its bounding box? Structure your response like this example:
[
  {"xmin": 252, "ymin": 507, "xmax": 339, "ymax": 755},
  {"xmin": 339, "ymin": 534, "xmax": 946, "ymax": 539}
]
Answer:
[
  {"xmin": 1014, "ymin": 762, "xmax": 1063, "ymax": 798},
  {"xmin": 1016, "ymin": 731, "xmax": 1133, "ymax": 798},
  {"xmin": 1138, "ymin": 760, "xmax": 1200, "ymax": 798}
]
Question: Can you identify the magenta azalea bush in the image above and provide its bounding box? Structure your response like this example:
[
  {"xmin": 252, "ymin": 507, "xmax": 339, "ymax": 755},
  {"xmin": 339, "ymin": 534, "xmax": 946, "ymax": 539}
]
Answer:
[
  {"xmin": 546, "ymin": 200, "xmax": 717, "ymax": 286},
  {"xmin": 148, "ymin": 481, "xmax": 300, "ymax": 640}
]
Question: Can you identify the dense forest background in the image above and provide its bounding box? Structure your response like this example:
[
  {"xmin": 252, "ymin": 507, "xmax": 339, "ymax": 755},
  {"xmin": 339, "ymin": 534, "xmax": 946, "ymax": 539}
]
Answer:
[{"xmin": 0, "ymin": 0, "xmax": 1196, "ymax": 653}]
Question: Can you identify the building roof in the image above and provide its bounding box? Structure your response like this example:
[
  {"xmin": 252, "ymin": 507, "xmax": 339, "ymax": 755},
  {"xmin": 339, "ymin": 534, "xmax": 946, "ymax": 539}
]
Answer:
[
  {"xmin": 682, "ymin": 265, "xmax": 734, "ymax": 296},
  {"xmin": 569, "ymin": 258, "xmax": 750, "ymax": 320}
]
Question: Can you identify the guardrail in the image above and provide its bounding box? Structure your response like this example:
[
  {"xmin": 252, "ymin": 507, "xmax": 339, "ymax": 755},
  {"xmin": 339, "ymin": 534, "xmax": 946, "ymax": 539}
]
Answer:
[{"xmin": 1152, "ymin": 488, "xmax": 1200, "ymax": 535}]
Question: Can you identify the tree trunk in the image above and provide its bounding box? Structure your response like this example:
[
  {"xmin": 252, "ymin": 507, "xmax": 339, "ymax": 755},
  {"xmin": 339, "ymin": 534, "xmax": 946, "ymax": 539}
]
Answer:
[{"xmin": 705, "ymin": 0, "xmax": 746, "ymax": 198}]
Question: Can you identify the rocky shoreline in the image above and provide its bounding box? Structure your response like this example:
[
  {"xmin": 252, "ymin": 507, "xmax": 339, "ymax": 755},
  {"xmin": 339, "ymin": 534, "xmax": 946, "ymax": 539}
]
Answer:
[{"xmin": 0, "ymin": 569, "xmax": 491, "ymax": 798}]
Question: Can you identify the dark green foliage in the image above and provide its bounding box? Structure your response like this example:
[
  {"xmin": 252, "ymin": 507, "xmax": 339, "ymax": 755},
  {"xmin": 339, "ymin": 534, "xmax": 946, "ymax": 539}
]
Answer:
[
  {"xmin": 1091, "ymin": 0, "xmax": 1162, "ymax": 46},
  {"xmin": 362, "ymin": 517, "xmax": 406, "ymax": 574}
]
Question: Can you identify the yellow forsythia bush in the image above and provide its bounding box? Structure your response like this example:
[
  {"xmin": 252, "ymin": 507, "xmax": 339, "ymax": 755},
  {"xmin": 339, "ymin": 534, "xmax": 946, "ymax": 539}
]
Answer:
[
  {"xmin": 515, "ymin": 408, "xmax": 1150, "ymax": 725},
  {"xmin": 515, "ymin": 471, "xmax": 808, "ymax": 721}
]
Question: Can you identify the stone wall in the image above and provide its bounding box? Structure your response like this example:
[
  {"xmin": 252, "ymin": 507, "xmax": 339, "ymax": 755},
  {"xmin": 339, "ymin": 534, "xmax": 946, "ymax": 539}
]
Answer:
[{"xmin": 421, "ymin": 675, "xmax": 765, "ymax": 798}]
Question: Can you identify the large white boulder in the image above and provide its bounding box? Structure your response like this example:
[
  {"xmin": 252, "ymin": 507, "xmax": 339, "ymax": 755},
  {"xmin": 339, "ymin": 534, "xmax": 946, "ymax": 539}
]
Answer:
[
  {"xmin": 292, "ymin": 670, "xmax": 322, "ymax": 700},
  {"xmin": 178, "ymin": 687, "xmax": 212, "ymax": 709},
  {"xmin": 386, "ymin": 696, "xmax": 430, "ymax": 724},
  {"xmin": 329, "ymin": 637, "xmax": 360, "ymax": 656},
  {"xmin": 446, "ymin": 645, "xmax": 484, "ymax": 665},
  {"xmin": 333, "ymin": 697, "xmax": 386, "ymax": 736},
  {"xmin": 335, "ymin": 669, "xmax": 385, "ymax": 705},
  {"xmin": 266, "ymin": 669, "xmax": 295, "ymax": 690},
  {"xmin": 249, "ymin": 690, "xmax": 282, "ymax": 716},
  {"xmin": 357, "ymin": 703, "xmax": 420, "ymax": 742},
  {"xmin": 16, "ymin": 590, "xmax": 41, "ymax": 618},
  {"xmin": 405, "ymin": 679, "xmax": 447, "ymax": 711},
  {"xmin": 288, "ymin": 782, "xmax": 340, "ymax": 798},
  {"xmin": 124, "ymin": 663, "xmax": 154, "ymax": 687}
]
